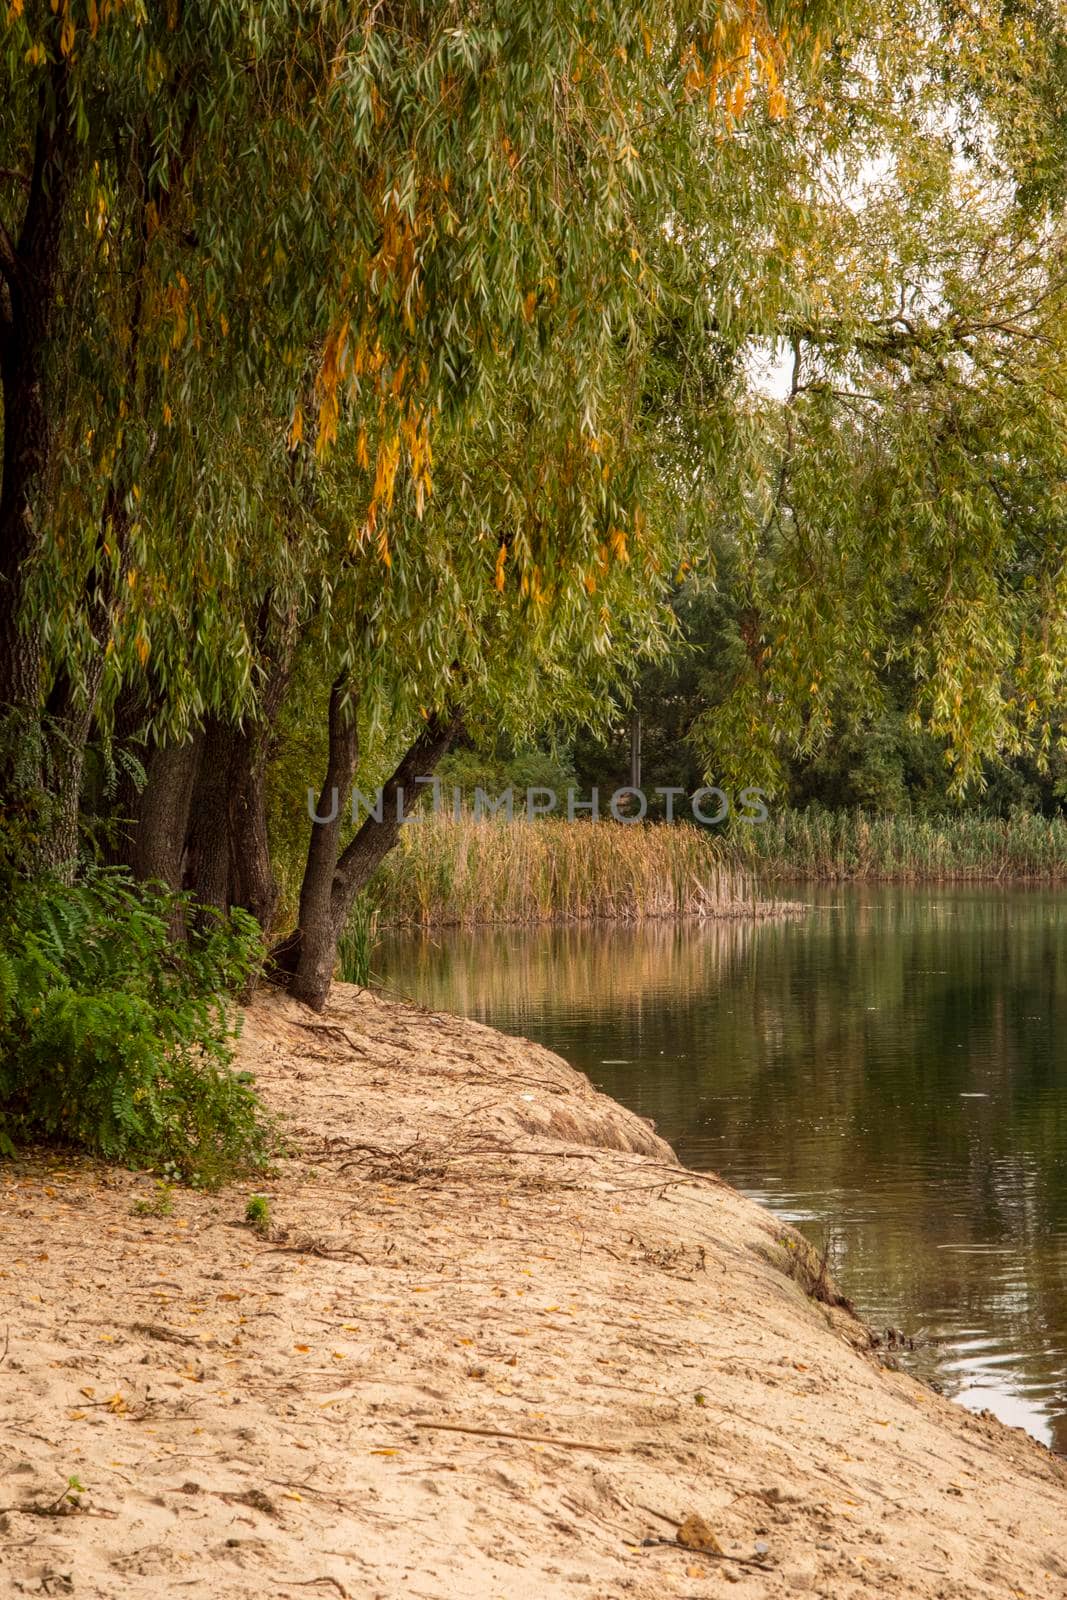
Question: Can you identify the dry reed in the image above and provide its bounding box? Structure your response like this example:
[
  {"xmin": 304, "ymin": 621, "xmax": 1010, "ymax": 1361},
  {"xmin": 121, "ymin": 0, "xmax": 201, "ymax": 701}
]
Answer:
[
  {"xmin": 725, "ymin": 809, "xmax": 1067, "ymax": 882},
  {"xmin": 364, "ymin": 815, "xmax": 777, "ymax": 929}
]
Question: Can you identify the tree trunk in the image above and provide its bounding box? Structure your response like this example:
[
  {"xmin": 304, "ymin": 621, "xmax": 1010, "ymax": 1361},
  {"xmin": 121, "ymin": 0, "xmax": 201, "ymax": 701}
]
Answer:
[
  {"xmin": 278, "ymin": 677, "xmax": 361, "ymax": 1006},
  {"xmin": 278, "ymin": 709, "xmax": 459, "ymax": 1012},
  {"xmin": 129, "ymin": 734, "xmax": 204, "ymax": 893},
  {"xmin": 228, "ymin": 741, "xmax": 279, "ymax": 931},
  {"xmin": 41, "ymin": 675, "xmax": 100, "ymax": 876},
  {"xmin": 184, "ymin": 717, "xmax": 236, "ymax": 920},
  {"xmin": 0, "ymin": 59, "xmax": 72, "ymax": 730}
]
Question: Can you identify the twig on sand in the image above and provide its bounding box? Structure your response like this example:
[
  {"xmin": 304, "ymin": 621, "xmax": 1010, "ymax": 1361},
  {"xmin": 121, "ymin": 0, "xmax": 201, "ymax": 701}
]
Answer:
[
  {"xmin": 634, "ymin": 1500, "xmax": 679, "ymax": 1526},
  {"xmin": 261, "ymin": 1240, "xmax": 371, "ymax": 1264},
  {"xmin": 414, "ymin": 1421, "xmax": 622, "ymax": 1454},
  {"xmin": 293, "ymin": 1579, "xmax": 351, "ymax": 1599},
  {"xmin": 292, "ymin": 1021, "xmax": 365, "ymax": 1053},
  {"xmin": 641, "ymin": 1537, "xmax": 774, "ymax": 1569},
  {"xmin": 0, "ymin": 1324, "xmax": 8, "ymax": 1366},
  {"xmin": 129, "ymin": 1321, "xmax": 199, "ymax": 1347}
]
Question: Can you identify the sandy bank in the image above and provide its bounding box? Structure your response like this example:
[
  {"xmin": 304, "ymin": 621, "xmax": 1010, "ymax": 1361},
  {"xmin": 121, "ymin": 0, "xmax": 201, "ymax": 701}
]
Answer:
[{"xmin": 1, "ymin": 984, "xmax": 1064, "ymax": 1598}]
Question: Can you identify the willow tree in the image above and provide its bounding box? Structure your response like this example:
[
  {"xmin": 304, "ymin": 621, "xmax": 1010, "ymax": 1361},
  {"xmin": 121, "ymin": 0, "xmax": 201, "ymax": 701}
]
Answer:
[
  {"xmin": 1, "ymin": 5, "xmax": 830, "ymax": 693},
  {"xmin": 683, "ymin": 0, "xmax": 1067, "ymax": 798},
  {"xmin": 0, "ymin": 1, "xmax": 850, "ymax": 1001}
]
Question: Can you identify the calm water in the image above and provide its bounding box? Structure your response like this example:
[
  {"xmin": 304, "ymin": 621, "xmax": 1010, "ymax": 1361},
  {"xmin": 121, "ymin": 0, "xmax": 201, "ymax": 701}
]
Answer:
[{"xmin": 376, "ymin": 887, "xmax": 1067, "ymax": 1451}]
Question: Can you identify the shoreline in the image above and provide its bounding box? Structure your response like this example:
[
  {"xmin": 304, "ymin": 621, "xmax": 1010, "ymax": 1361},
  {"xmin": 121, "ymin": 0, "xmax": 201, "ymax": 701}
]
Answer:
[
  {"xmin": 366, "ymin": 875, "xmax": 1064, "ymax": 937},
  {"xmin": 1, "ymin": 985, "xmax": 1065, "ymax": 1598},
  {"xmin": 357, "ymin": 814, "xmax": 1067, "ymax": 932}
]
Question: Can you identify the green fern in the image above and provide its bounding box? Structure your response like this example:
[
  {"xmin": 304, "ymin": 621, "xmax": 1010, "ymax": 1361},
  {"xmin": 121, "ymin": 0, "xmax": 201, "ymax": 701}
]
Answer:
[{"xmin": 0, "ymin": 864, "xmax": 271, "ymax": 1185}]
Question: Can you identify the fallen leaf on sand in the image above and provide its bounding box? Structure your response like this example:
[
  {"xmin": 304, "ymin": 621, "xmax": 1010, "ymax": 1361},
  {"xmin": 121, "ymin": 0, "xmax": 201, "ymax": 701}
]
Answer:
[{"xmin": 677, "ymin": 1513, "xmax": 724, "ymax": 1554}]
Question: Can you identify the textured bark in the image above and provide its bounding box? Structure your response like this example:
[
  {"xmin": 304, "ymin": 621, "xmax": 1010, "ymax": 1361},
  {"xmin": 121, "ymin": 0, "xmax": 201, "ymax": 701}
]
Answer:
[
  {"xmin": 279, "ymin": 677, "xmax": 361, "ymax": 1008},
  {"xmin": 277, "ymin": 708, "xmax": 459, "ymax": 1012},
  {"xmin": 41, "ymin": 680, "xmax": 98, "ymax": 876},
  {"xmin": 228, "ymin": 744, "xmax": 278, "ymax": 929},
  {"xmin": 184, "ymin": 717, "xmax": 236, "ymax": 919},
  {"xmin": 130, "ymin": 734, "xmax": 204, "ymax": 893}
]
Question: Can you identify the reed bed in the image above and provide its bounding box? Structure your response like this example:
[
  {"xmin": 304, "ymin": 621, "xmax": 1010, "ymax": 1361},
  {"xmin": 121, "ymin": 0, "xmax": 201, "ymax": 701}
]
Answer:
[
  {"xmin": 725, "ymin": 809, "xmax": 1067, "ymax": 882},
  {"xmin": 363, "ymin": 814, "xmax": 775, "ymax": 929}
]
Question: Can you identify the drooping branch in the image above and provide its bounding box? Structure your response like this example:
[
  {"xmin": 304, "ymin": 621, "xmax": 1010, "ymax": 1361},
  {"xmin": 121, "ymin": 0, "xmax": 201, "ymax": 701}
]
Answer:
[
  {"xmin": 0, "ymin": 57, "xmax": 74, "ymax": 720},
  {"xmin": 227, "ymin": 595, "xmax": 301, "ymax": 932}
]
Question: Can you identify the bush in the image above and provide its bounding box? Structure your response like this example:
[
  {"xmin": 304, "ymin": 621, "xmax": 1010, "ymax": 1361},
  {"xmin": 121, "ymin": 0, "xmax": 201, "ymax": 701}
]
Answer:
[{"xmin": 0, "ymin": 867, "xmax": 271, "ymax": 1185}]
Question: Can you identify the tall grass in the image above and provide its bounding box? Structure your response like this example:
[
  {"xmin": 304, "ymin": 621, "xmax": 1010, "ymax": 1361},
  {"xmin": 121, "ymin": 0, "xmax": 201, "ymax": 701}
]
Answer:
[
  {"xmin": 337, "ymin": 893, "xmax": 377, "ymax": 983},
  {"xmin": 362, "ymin": 815, "xmax": 774, "ymax": 929},
  {"xmin": 331, "ymin": 807, "xmax": 1065, "ymax": 955},
  {"xmin": 725, "ymin": 809, "xmax": 1067, "ymax": 882}
]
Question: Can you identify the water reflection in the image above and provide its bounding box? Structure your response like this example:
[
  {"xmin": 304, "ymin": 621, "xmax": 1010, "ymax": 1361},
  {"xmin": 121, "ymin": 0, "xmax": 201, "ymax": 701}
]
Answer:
[{"xmin": 377, "ymin": 889, "xmax": 1067, "ymax": 1451}]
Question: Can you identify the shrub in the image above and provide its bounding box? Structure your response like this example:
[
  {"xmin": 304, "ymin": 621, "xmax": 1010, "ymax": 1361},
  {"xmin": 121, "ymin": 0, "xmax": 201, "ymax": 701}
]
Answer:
[
  {"xmin": 244, "ymin": 1194, "xmax": 271, "ymax": 1232},
  {"xmin": 0, "ymin": 866, "xmax": 271, "ymax": 1185}
]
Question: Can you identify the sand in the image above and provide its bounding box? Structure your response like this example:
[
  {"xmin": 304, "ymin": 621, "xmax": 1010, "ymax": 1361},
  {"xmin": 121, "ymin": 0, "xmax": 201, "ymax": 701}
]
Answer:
[{"xmin": 1, "ymin": 982, "xmax": 1064, "ymax": 1598}]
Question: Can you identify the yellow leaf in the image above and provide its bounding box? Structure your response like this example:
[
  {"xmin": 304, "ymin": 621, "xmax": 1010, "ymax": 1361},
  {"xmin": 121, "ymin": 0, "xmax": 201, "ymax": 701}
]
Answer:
[
  {"xmin": 677, "ymin": 1514, "xmax": 724, "ymax": 1554},
  {"xmin": 288, "ymin": 403, "xmax": 304, "ymax": 448},
  {"xmin": 494, "ymin": 543, "xmax": 507, "ymax": 592},
  {"xmin": 293, "ymin": 1344, "xmax": 310, "ymax": 1353}
]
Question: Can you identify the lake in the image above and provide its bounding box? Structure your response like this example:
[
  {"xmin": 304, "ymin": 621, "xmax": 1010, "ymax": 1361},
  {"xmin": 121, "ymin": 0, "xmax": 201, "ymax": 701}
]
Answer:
[{"xmin": 376, "ymin": 887, "xmax": 1067, "ymax": 1453}]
